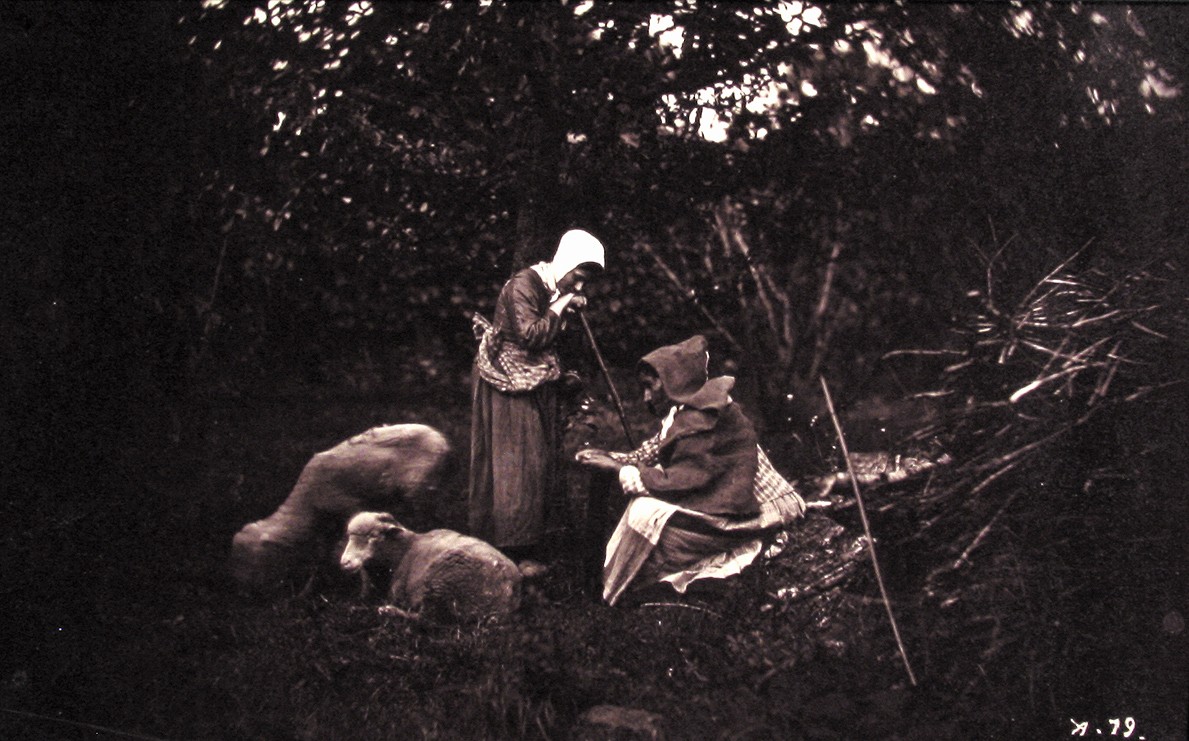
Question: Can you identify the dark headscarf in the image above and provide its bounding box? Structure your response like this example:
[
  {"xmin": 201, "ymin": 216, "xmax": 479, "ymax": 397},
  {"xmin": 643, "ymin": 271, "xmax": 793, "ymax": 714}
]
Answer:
[{"xmin": 639, "ymin": 335, "xmax": 734, "ymax": 411}]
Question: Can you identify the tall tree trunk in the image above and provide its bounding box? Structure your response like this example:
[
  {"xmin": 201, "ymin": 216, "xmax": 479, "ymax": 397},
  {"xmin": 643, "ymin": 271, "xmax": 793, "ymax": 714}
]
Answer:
[{"xmin": 512, "ymin": 113, "xmax": 545, "ymax": 272}]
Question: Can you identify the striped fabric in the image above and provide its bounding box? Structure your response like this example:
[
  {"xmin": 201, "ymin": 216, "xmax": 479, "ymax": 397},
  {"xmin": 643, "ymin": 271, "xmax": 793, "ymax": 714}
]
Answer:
[
  {"xmin": 472, "ymin": 313, "xmax": 561, "ymax": 393},
  {"xmin": 752, "ymin": 446, "xmax": 807, "ymax": 528}
]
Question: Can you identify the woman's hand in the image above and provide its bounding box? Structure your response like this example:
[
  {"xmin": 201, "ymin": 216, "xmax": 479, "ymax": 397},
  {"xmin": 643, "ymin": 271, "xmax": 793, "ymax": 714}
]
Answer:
[
  {"xmin": 550, "ymin": 292, "xmax": 587, "ymax": 316},
  {"xmin": 575, "ymin": 448, "xmax": 622, "ymax": 473}
]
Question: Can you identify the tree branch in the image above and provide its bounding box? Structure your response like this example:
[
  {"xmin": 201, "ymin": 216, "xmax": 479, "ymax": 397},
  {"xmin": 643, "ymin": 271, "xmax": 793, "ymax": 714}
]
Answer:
[
  {"xmin": 638, "ymin": 240, "xmax": 742, "ymax": 352},
  {"xmin": 714, "ymin": 199, "xmax": 791, "ymax": 365}
]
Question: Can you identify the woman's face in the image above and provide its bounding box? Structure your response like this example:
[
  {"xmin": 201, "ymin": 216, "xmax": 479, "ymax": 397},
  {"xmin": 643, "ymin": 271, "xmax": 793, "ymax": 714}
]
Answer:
[
  {"xmin": 557, "ymin": 265, "xmax": 596, "ymax": 295},
  {"xmin": 639, "ymin": 369, "xmax": 671, "ymax": 418}
]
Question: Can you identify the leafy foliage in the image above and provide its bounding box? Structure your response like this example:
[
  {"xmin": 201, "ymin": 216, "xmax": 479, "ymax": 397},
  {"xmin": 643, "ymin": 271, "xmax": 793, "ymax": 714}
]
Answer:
[
  {"xmin": 4, "ymin": 2, "xmax": 1186, "ymax": 738},
  {"xmin": 170, "ymin": 2, "xmax": 1184, "ymax": 412}
]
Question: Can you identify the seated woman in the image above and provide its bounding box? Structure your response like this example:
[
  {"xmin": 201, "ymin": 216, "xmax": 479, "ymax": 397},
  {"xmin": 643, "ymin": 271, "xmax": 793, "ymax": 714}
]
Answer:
[{"xmin": 576, "ymin": 335, "xmax": 805, "ymax": 605}]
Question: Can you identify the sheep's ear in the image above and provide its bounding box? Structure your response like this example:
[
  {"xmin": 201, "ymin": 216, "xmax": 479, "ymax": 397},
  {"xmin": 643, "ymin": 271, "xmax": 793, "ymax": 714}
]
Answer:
[
  {"xmin": 374, "ymin": 512, "xmax": 397, "ymax": 526},
  {"xmin": 374, "ymin": 512, "xmax": 403, "ymax": 534}
]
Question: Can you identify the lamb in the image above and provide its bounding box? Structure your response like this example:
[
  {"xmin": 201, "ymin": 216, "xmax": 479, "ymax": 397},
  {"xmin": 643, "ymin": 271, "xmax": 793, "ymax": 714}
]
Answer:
[
  {"xmin": 230, "ymin": 423, "xmax": 451, "ymax": 592},
  {"xmin": 340, "ymin": 511, "xmax": 523, "ymax": 622}
]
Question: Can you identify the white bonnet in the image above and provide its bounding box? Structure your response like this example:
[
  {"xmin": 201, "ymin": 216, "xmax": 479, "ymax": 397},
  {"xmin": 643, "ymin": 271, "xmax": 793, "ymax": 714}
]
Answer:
[{"xmin": 551, "ymin": 229, "xmax": 605, "ymax": 278}]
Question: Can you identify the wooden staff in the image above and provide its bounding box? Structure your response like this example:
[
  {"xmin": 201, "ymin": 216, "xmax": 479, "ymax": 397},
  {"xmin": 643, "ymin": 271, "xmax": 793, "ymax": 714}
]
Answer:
[
  {"xmin": 819, "ymin": 375, "xmax": 918, "ymax": 687},
  {"xmin": 577, "ymin": 310, "xmax": 636, "ymax": 449},
  {"xmin": 576, "ymin": 309, "xmax": 635, "ymax": 593}
]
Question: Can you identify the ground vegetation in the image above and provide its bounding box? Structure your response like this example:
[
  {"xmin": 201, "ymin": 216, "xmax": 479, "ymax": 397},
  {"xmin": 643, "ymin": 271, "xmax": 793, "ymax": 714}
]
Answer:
[{"xmin": 2, "ymin": 2, "xmax": 1185, "ymax": 738}]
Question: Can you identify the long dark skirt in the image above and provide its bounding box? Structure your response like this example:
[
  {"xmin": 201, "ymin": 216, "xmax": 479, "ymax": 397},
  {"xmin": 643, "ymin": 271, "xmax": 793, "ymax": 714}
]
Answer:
[{"xmin": 468, "ymin": 372, "xmax": 560, "ymax": 549}]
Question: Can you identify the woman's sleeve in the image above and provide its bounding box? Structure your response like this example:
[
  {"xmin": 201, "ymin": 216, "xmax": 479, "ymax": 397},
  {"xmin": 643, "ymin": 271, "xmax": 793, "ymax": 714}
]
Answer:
[
  {"xmin": 504, "ymin": 273, "xmax": 563, "ymax": 351},
  {"xmin": 637, "ymin": 432, "xmax": 721, "ymax": 501},
  {"xmin": 609, "ymin": 432, "xmax": 663, "ymax": 467}
]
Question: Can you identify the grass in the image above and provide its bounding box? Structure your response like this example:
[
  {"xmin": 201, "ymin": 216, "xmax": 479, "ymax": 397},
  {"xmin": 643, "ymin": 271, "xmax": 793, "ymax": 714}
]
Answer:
[{"xmin": 2, "ymin": 348, "xmax": 1185, "ymax": 739}]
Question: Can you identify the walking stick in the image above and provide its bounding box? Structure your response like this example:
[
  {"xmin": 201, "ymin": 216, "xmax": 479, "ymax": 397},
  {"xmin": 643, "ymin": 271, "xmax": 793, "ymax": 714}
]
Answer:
[
  {"xmin": 575, "ymin": 308, "xmax": 635, "ymax": 593},
  {"xmin": 819, "ymin": 375, "xmax": 918, "ymax": 687},
  {"xmin": 577, "ymin": 310, "xmax": 636, "ymax": 449}
]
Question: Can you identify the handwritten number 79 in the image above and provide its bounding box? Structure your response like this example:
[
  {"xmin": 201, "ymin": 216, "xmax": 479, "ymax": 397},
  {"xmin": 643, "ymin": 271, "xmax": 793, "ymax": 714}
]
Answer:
[{"xmin": 1072, "ymin": 718, "xmax": 1136, "ymax": 737}]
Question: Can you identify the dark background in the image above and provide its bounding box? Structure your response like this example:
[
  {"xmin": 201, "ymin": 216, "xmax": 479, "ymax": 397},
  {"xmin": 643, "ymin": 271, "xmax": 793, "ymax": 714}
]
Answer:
[{"xmin": 2, "ymin": 2, "xmax": 1185, "ymax": 738}]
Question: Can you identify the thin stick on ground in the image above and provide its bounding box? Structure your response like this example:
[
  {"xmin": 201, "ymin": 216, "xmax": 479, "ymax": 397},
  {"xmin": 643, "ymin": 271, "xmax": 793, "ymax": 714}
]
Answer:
[
  {"xmin": 819, "ymin": 375, "xmax": 918, "ymax": 687},
  {"xmin": 927, "ymin": 490, "xmax": 1021, "ymax": 587},
  {"xmin": 1, "ymin": 708, "xmax": 170, "ymax": 741},
  {"xmin": 639, "ymin": 602, "xmax": 723, "ymax": 618}
]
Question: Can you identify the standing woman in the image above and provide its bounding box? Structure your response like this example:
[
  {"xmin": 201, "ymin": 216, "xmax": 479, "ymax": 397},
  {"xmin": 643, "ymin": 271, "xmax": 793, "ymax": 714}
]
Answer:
[{"xmin": 469, "ymin": 229, "xmax": 605, "ymax": 561}]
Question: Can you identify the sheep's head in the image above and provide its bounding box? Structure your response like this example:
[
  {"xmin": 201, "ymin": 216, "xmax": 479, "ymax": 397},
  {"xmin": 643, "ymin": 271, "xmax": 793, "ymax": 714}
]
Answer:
[
  {"xmin": 340, "ymin": 511, "xmax": 406, "ymax": 574},
  {"xmin": 229, "ymin": 519, "xmax": 304, "ymax": 591}
]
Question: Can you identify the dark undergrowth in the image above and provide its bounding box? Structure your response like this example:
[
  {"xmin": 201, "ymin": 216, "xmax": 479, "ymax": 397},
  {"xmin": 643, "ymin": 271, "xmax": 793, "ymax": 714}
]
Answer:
[{"xmin": 3, "ymin": 309, "xmax": 1186, "ymax": 741}]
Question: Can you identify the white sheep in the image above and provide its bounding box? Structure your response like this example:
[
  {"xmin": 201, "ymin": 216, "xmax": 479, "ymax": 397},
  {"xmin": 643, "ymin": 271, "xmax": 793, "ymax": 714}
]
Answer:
[
  {"xmin": 230, "ymin": 424, "xmax": 451, "ymax": 592},
  {"xmin": 340, "ymin": 512, "xmax": 523, "ymax": 622}
]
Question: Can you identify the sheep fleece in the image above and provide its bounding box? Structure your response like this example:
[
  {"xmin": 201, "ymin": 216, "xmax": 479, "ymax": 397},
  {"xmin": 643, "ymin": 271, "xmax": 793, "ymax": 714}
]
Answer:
[
  {"xmin": 229, "ymin": 423, "xmax": 449, "ymax": 589},
  {"xmin": 394, "ymin": 531, "xmax": 522, "ymax": 620}
]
